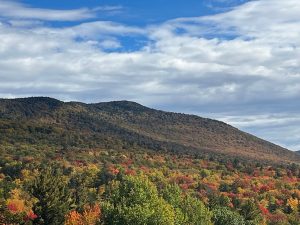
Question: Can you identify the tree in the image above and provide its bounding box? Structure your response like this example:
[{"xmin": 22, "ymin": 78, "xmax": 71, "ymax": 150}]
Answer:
[
  {"xmin": 162, "ymin": 184, "xmax": 212, "ymax": 225},
  {"xmin": 70, "ymin": 170, "xmax": 97, "ymax": 211},
  {"xmin": 101, "ymin": 175, "xmax": 175, "ymax": 225},
  {"xmin": 240, "ymin": 200, "xmax": 262, "ymax": 225},
  {"xmin": 213, "ymin": 207, "xmax": 246, "ymax": 225},
  {"xmin": 209, "ymin": 193, "xmax": 231, "ymax": 209},
  {"xmin": 181, "ymin": 195, "xmax": 212, "ymax": 225},
  {"xmin": 200, "ymin": 169, "xmax": 211, "ymax": 179},
  {"xmin": 162, "ymin": 184, "xmax": 185, "ymax": 225},
  {"xmin": 28, "ymin": 166, "xmax": 74, "ymax": 225},
  {"xmin": 287, "ymin": 198, "xmax": 299, "ymax": 212},
  {"xmin": 65, "ymin": 204, "xmax": 101, "ymax": 225},
  {"xmin": 219, "ymin": 183, "xmax": 231, "ymax": 192}
]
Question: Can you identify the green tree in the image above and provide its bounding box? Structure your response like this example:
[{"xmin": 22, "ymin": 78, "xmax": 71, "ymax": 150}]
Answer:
[
  {"xmin": 240, "ymin": 200, "xmax": 262, "ymax": 225},
  {"xmin": 162, "ymin": 184, "xmax": 186, "ymax": 225},
  {"xmin": 200, "ymin": 169, "xmax": 211, "ymax": 179},
  {"xmin": 181, "ymin": 195, "xmax": 212, "ymax": 225},
  {"xmin": 28, "ymin": 166, "xmax": 74, "ymax": 225},
  {"xmin": 102, "ymin": 175, "xmax": 175, "ymax": 225},
  {"xmin": 162, "ymin": 184, "xmax": 212, "ymax": 225},
  {"xmin": 69, "ymin": 170, "xmax": 97, "ymax": 211},
  {"xmin": 213, "ymin": 207, "xmax": 246, "ymax": 225},
  {"xmin": 219, "ymin": 183, "xmax": 231, "ymax": 192},
  {"xmin": 209, "ymin": 194, "xmax": 231, "ymax": 209},
  {"xmin": 288, "ymin": 211, "xmax": 300, "ymax": 225}
]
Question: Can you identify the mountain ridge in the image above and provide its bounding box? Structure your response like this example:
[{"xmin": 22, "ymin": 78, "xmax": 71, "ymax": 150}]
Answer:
[{"xmin": 0, "ymin": 97, "xmax": 299, "ymax": 164}]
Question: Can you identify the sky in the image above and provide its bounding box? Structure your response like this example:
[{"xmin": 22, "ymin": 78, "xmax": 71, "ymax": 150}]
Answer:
[{"xmin": 0, "ymin": 0, "xmax": 300, "ymax": 151}]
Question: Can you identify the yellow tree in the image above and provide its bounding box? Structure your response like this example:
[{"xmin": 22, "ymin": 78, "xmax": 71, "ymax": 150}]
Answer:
[
  {"xmin": 65, "ymin": 204, "xmax": 101, "ymax": 225},
  {"xmin": 287, "ymin": 198, "xmax": 299, "ymax": 212}
]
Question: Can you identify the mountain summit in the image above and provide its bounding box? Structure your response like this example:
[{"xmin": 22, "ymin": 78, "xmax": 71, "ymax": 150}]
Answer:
[{"xmin": 0, "ymin": 97, "xmax": 299, "ymax": 164}]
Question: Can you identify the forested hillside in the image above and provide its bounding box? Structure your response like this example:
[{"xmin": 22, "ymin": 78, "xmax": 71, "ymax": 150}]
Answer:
[
  {"xmin": 0, "ymin": 97, "xmax": 300, "ymax": 224},
  {"xmin": 0, "ymin": 97, "xmax": 299, "ymax": 164}
]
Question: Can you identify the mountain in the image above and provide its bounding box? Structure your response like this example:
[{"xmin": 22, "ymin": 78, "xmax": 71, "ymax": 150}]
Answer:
[{"xmin": 0, "ymin": 97, "xmax": 299, "ymax": 164}]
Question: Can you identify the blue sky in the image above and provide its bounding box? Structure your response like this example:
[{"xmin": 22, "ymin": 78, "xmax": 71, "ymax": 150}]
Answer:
[
  {"xmin": 21, "ymin": 0, "xmax": 248, "ymax": 24},
  {"xmin": 1, "ymin": 0, "xmax": 300, "ymax": 151}
]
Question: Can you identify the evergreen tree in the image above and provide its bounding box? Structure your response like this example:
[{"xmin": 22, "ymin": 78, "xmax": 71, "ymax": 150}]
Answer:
[
  {"xmin": 240, "ymin": 200, "xmax": 262, "ymax": 225},
  {"xmin": 70, "ymin": 170, "xmax": 95, "ymax": 211},
  {"xmin": 28, "ymin": 166, "xmax": 74, "ymax": 225}
]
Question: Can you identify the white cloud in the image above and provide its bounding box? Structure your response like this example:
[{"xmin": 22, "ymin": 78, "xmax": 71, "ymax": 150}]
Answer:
[
  {"xmin": 0, "ymin": 0, "xmax": 300, "ymax": 150},
  {"xmin": 217, "ymin": 113, "xmax": 300, "ymax": 151}
]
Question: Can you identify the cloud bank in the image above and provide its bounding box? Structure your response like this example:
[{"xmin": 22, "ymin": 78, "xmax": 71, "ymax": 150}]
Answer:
[{"xmin": 0, "ymin": 0, "xmax": 300, "ymax": 150}]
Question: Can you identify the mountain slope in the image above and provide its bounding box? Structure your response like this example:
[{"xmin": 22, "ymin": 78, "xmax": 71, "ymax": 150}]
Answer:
[{"xmin": 0, "ymin": 97, "xmax": 299, "ymax": 164}]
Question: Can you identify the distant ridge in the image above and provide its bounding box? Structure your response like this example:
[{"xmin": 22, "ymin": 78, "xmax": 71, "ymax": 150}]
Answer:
[{"xmin": 0, "ymin": 97, "xmax": 300, "ymax": 164}]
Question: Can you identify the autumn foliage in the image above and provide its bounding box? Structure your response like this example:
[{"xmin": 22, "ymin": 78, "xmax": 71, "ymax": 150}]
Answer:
[
  {"xmin": 65, "ymin": 204, "xmax": 101, "ymax": 225},
  {"xmin": 0, "ymin": 149, "xmax": 300, "ymax": 224}
]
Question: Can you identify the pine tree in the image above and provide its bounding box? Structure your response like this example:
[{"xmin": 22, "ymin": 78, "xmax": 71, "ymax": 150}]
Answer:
[
  {"xmin": 240, "ymin": 200, "xmax": 262, "ymax": 225},
  {"xmin": 28, "ymin": 165, "xmax": 74, "ymax": 225}
]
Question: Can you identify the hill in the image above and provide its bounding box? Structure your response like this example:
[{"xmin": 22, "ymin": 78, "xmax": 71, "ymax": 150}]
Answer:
[{"xmin": 0, "ymin": 97, "xmax": 299, "ymax": 164}]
